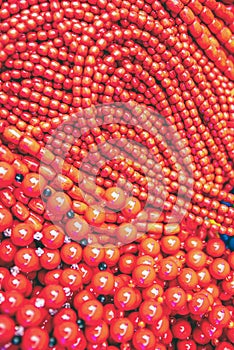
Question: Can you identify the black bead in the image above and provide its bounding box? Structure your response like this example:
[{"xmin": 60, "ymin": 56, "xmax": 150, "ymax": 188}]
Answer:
[
  {"xmin": 43, "ymin": 188, "xmax": 52, "ymax": 197},
  {"xmin": 98, "ymin": 262, "xmax": 107, "ymax": 271},
  {"xmin": 67, "ymin": 210, "xmax": 75, "ymax": 218},
  {"xmin": 12, "ymin": 336, "xmax": 21, "ymax": 345},
  {"xmin": 97, "ymin": 295, "xmax": 106, "ymax": 303},
  {"xmin": 79, "ymin": 238, "xmax": 88, "ymax": 247},
  {"xmin": 15, "ymin": 173, "xmax": 24, "ymax": 182},
  {"xmin": 49, "ymin": 337, "xmax": 57, "ymax": 347},
  {"xmin": 77, "ymin": 319, "xmax": 85, "ymax": 329}
]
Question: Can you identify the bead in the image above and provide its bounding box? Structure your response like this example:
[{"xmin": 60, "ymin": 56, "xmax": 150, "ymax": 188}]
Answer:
[
  {"xmin": 104, "ymin": 187, "xmax": 126, "ymax": 210},
  {"xmin": 21, "ymin": 327, "xmax": 49, "ymax": 350},
  {"xmin": 0, "ymin": 315, "xmax": 15, "ymax": 345},
  {"xmin": 85, "ymin": 320, "xmax": 109, "ymax": 344},
  {"xmin": 42, "ymin": 285, "xmax": 66, "ymax": 309},
  {"xmin": 121, "ymin": 196, "xmax": 141, "ymax": 218},
  {"xmin": 11, "ymin": 222, "xmax": 34, "ymax": 246},
  {"xmin": 132, "ymin": 328, "xmax": 156, "ymax": 350},
  {"xmin": 54, "ymin": 322, "xmax": 79, "ymax": 347},
  {"xmin": 139, "ymin": 299, "xmax": 163, "ymax": 324},
  {"xmin": 22, "ymin": 173, "xmax": 46, "ymax": 198},
  {"xmin": 0, "ymin": 208, "xmax": 13, "ymax": 231},
  {"xmin": 78, "ymin": 299, "xmax": 103, "ymax": 325},
  {"xmin": 132, "ymin": 265, "xmax": 156, "ymax": 288},
  {"xmin": 42, "ymin": 225, "xmax": 65, "ymax": 249},
  {"xmin": 110, "ymin": 318, "xmax": 134, "ymax": 343},
  {"xmin": 65, "ymin": 215, "xmax": 90, "ymax": 241},
  {"xmin": 0, "ymin": 161, "xmax": 15, "ymax": 188},
  {"xmin": 209, "ymin": 258, "xmax": 230, "ymax": 279}
]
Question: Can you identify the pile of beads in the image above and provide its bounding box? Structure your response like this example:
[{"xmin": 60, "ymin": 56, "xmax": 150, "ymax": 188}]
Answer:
[{"xmin": 0, "ymin": 0, "xmax": 234, "ymax": 348}]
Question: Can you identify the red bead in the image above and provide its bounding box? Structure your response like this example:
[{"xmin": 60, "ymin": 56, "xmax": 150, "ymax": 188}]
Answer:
[
  {"xmin": 0, "ymin": 315, "xmax": 15, "ymax": 345},
  {"xmin": 21, "ymin": 327, "xmax": 49, "ymax": 350},
  {"xmin": 110, "ymin": 318, "xmax": 134, "ymax": 343},
  {"xmin": 0, "ymin": 161, "xmax": 15, "ymax": 188}
]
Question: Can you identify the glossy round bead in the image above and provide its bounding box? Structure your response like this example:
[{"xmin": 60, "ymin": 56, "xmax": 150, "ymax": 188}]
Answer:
[
  {"xmin": 132, "ymin": 265, "xmax": 156, "ymax": 288},
  {"xmin": 65, "ymin": 215, "xmax": 90, "ymax": 241},
  {"xmin": 73, "ymin": 290, "xmax": 95, "ymax": 310},
  {"xmin": 171, "ymin": 319, "xmax": 192, "ymax": 339},
  {"xmin": 11, "ymin": 223, "xmax": 34, "ymax": 246},
  {"xmin": 0, "ymin": 208, "xmax": 13, "ymax": 231},
  {"xmin": 114, "ymin": 286, "xmax": 138, "ymax": 311},
  {"xmin": 60, "ymin": 242, "xmax": 82, "ymax": 265},
  {"xmin": 121, "ymin": 196, "xmax": 141, "ymax": 218},
  {"xmin": 0, "ymin": 161, "xmax": 15, "ymax": 188},
  {"xmin": 158, "ymin": 258, "xmax": 179, "ymax": 280},
  {"xmin": 21, "ymin": 327, "xmax": 49, "ymax": 350},
  {"xmin": 0, "ymin": 315, "xmax": 15, "ymax": 345},
  {"xmin": 53, "ymin": 309, "xmax": 77, "ymax": 326},
  {"xmin": 164, "ymin": 287, "xmax": 187, "ymax": 310},
  {"xmin": 117, "ymin": 223, "xmax": 137, "ymax": 244},
  {"xmin": 47, "ymin": 192, "xmax": 72, "ymax": 216},
  {"xmin": 14, "ymin": 248, "xmax": 40, "ymax": 273},
  {"xmin": 186, "ymin": 249, "xmax": 207, "ymax": 270},
  {"xmin": 151, "ymin": 316, "xmax": 170, "ymax": 337},
  {"xmin": 84, "ymin": 206, "xmax": 105, "ymax": 226},
  {"xmin": 177, "ymin": 339, "xmax": 196, "ymax": 350},
  {"xmin": 78, "ymin": 299, "xmax": 103, "ymax": 325},
  {"xmin": 209, "ymin": 258, "xmax": 230, "ymax": 279},
  {"xmin": 110, "ymin": 318, "xmax": 134, "ymax": 343},
  {"xmin": 132, "ymin": 328, "xmax": 156, "ymax": 350},
  {"xmin": 67, "ymin": 329, "xmax": 87, "ymax": 350},
  {"xmin": 118, "ymin": 253, "xmax": 136, "ymax": 274},
  {"xmin": 104, "ymin": 187, "xmax": 126, "ymax": 210},
  {"xmin": 104, "ymin": 245, "xmax": 120, "ymax": 266},
  {"xmin": 161, "ymin": 235, "xmax": 181, "ymax": 255},
  {"xmin": 41, "ymin": 225, "xmax": 65, "ymax": 249},
  {"xmin": 22, "ymin": 173, "xmax": 46, "ymax": 197},
  {"xmin": 208, "ymin": 305, "xmax": 231, "ymax": 327},
  {"xmin": 206, "ymin": 238, "xmax": 226, "ymax": 257},
  {"xmin": 139, "ymin": 238, "xmax": 160, "ymax": 257},
  {"xmin": 139, "ymin": 299, "xmax": 163, "ymax": 324},
  {"xmin": 188, "ymin": 292, "xmax": 210, "ymax": 315},
  {"xmin": 59, "ymin": 268, "xmax": 83, "ymax": 291},
  {"xmin": 142, "ymin": 283, "xmax": 164, "ymax": 300},
  {"xmin": 42, "ymin": 285, "xmax": 66, "ymax": 309},
  {"xmin": 177, "ymin": 268, "xmax": 198, "ymax": 290},
  {"xmin": 40, "ymin": 248, "xmax": 61, "ymax": 270},
  {"xmin": 16, "ymin": 303, "xmax": 44, "ymax": 327},
  {"xmin": 54, "ymin": 322, "xmax": 79, "ymax": 347},
  {"xmin": 83, "ymin": 245, "xmax": 105, "ymax": 267},
  {"xmin": 92, "ymin": 271, "xmax": 114, "ymax": 295},
  {"xmin": 85, "ymin": 320, "xmax": 109, "ymax": 344},
  {"xmin": 0, "ymin": 290, "xmax": 24, "ymax": 316}
]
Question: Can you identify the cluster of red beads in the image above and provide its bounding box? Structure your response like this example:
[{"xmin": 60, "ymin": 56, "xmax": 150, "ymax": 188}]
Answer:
[{"xmin": 0, "ymin": 0, "xmax": 234, "ymax": 348}]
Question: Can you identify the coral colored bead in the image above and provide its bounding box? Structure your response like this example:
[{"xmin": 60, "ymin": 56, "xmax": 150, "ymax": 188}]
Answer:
[
  {"xmin": 92, "ymin": 271, "xmax": 114, "ymax": 295},
  {"xmin": 78, "ymin": 299, "xmax": 103, "ymax": 325},
  {"xmin": 11, "ymin": 222, "xmax": 34, "ymax": 246},
  {"xmin": 60, "ymin": 242, "xmax": 82, "ymax": 265},
  {"xmin": 117, "ymin": 223, "xmax": 137, "ymax": 244},
  {"xmin": 118, "ymin": 253, "xmax": 136, "ymax": 274},
  {"xmin": 142, "ymin": 283, "xmax": 164, "ymax": 300},
  {"xmin": 151, "ymin": 316, "xmax": 170, "ymax": 337},
  {"xmin": 161, "ymin": 235, "xmax": 181, "ymax": 255},
  {"xmin": 73, "ymin": 290, "xmax": 95, "ymax": 310},
  {"xmin": 47, "ymin": 191, "xmax": 72, "ymax": 215},
  {"xmin": 22, "ymin": 173, "xmax": 46, "ymax": 198},
  {"xmin": 110, "ymin": 318, "xmax": 134, "ymax": 343},
  {"xmin": 139, "ymin": 299, "xmax": 163, "ymax": 324},
  {"xmin": 83, "ymin": 245, "xmax": 105, "ymax": 267},
  {"xmin": 65, "ymin": 215, "xmax": 90, "ymax": 241},
  {"xmin": 53, "ymin": 309, "xmax": 77, "ymax": 326},
  {"xmin": 200, "ymin": 319, "xmax": 223, "ymax": 339},
  {"xmin": 114, "ymin": 286, "xmax": 138, "ymax": 311},
  {"xmin": 67, "ymin": 330, "xmax": 87, "ymax": 350},
  {"xmin": 178, "ymin": 268, "xmax": 198, "ymax": 290},
  {"xmin": 104, "ymin": 187, "xmax": 126, "ymax": 210},
  {"xmin": 209, "ymin": 258, "xmax": 230, "ymax": 279},
  {"xmin": 14, "ymin": 248, "xmax": 40, "ymax": 273},
  {"xmin": 186, "ymin": 249, "xmax": 207, "ymax": 270},
  {"xmin": 208, "ymin": 305, "xmax": 231, "ymax": 327},
  {"xmin": 164, "ymin": 287, "xmax": 187, "ymax": 310},
  {"xmin": 42, "ymin": 285, "xmax": 66, "ymax": 309},
  {"xmin": 177, "ymin": 340, "xmax": 196, "ymax": 350},
  {"xmin": 0, "ymin": 315, "xmax": 15, "ymax": 345},
  {"xmin": 206, "ymin": 238, "xmax": 226, "ymax": 257},
  {"xmin": 16, "ymin": 303, "xmax": 44, "ymax": 327},
  {"xmin": 59, "ymin": 268, "xmax": 83, "ymax": 291},
  {"xmin": 197, "ymin": 268, "xmax": 212, "ymax": 287},
  {"xmin": 0, "ymin": 208, "xmax": 13, "ymax": 231},
  {"xmin": 132, "ymin": 328, "xmax": 156, "ymax": 350},
  {"xmin": 188, "ymin": 292, "xmax": 210, "ymax": 315},
  {"xmin": 3, "ymin": 273, "xmax": 32, "ymax": 296},
  {"xmin": 121, "ymin": 196, "xmax": 141, "ymax": 218},
  {"xmin": 0, "ymin": 239, "xmax": 17, "ymax": 263},
  {"xmin": 0, "ymin": 161, "xmax": 15, "ymax": 188},
  {"xmin": 40, "ymin": 248, "xmax": 61, "ymax": 270},
  {"xmin": 171, "ymin": 319, "xmax": 192, "ymax": 339},
  {"xmin": 0, "ymin": 290, "xmax": 24, "ymax": 316},
  {"xmin": 158, "ymin": 258, "xmax": 179, "ymax": 280},
  {"xmin": 85, "ymin": 320, "xmax": 109, "ymax": 344},
  {"xmin": 84, "ymin": 205, "xmax": 105, "ymax": 226},
  {"xmin": 103, "ymin": 304, "xmax": 118, "ymax": 325},
  {"xmin": 54, "ymin": 321, "xmax": 79, "ymax": 347},
  {"xmin": 132, "ymin": 265, "xmax": 156, "ymax": 288},
  {"xmin": 104, "ymin": 245, "xmax": 120, "ymax": 266},
  {"xmin": 41, "ymin": 225, "xmax": 64, "ymax": 249},
  {"xmin": 139, "ymin": 238, "xmax": 160, "ymax": 257},
  {"xmin": 44, "ymin": 269, "xmax": 62, "ymax": 285},
  {"xmin": 21, "ymin": 327, "xmax": 49, "ymax": 350}
]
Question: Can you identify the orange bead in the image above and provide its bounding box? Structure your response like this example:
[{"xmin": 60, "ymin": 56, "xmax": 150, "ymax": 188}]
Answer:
[
  {"xmin": 0, "ymin": 208, "xmax": 13, "ymax": 231},
  {"xmin": 197, "ymin": 268, "xmax": 212, "ymax": 287},
  {"xmin": 11, "ymin": 222, "xmax": 34, "ymax": 246},
  {"xmin": 43, "ymin": 284, "xmax": 66, "ymax": 309},
  {"xmin": 0, "ymin": 290, "xmax": 24, "ymax": 316},
  {"xmin": 85, "ymin": 320, "xmax": 109, "ymax": 344},
  {"xmin": 188, "ymin": 292, "xmax": 210, "ymax": 315},
  {"xmin": 151, "ymin": 316, "xmax": 169, "ymax": 337},
  {"xmin": 110, "ymin": 318, "xmax": 134, "ymax": 343},
  {"xmin": 67, "ymin": 329, "xmax": 87, "ymax": 350},
  {"xmin": 54, "ymin": 322, "xmax": 79, "ymax": 347},
  {"xmin": 164, "ymin": 287, "xmax": 187, "ymax": 311},
  {"xmin": 78, "ymin": 299, "xmax": 103, "ymax": 325},
  {"xmin": 60, "ymin": 242, "xmax": 82, "ymax": 265},
  {"xmin": 59, "ymin": 268, "xmax": 83, "ymax": 290},
  {"xmin": 16, "ymin": 303, "xmax": 44, "ymax": 327},
  {"xmin": 186, "ymin": 249, "xmax": 207, "ymax": 270},
  {"xmin": 83, "ymin": 245, "xmax": 105, "ymax": 266},
  {"xmin": 84, "ymin": 205, "xmax": 105, "ymax": 226},
  {"xmin": 142, "ymin": 283, "xmax": 164, "ymax": 300},
  {"xmin": 73, "ymin": 290, "xmax": 95, "ymax": 310},
  {"xmin": 208, "ymin": 305, "xmax": 231, "ymax": 327},
  {"xmin": 209, "ymin": 258, "xmax": 230, "ymax": 279},
  {"xmin": 161, "ymin": 235, "xmax": 181, "ymax": 255},
  {"xmin": 21, "ymin": 327, "xmax": 49, "ymax": 350},
  {"xmin": 136, "ymin": 255, "xmax": 155, "ymax": 266},
  {"xmin": 104, "ymin": 187, "xmax": 126, "ymax": 210},
  {"xmin": 132, "ymin": 328, "xmax": 156, "ymax": 350},
  {"xmin": 65, "ymin": 215, "xmax": 90, "ymax": 241},
  {"xmin": 118, "ymin": 253, "xmax": 137, "ymax": 274},
  {"xmin": 104, "ymin": 245, "xmax": 120, "ymax": 266},
  {"xmin": 92, "ymin": 270, "xmax": 114, "ymax": 295},
  {"xmin": 117, "ymin": 223, "xmax": 137, "ymax": 244},
  {"xmin": 121, "ymin": 196, "xmax": 141, "ymax": 218},
  {"xmin": 14, "ymin": 248, "xmax": 40, "ymax": 273},
  {"xmin": 139, "ymin": 299, "xmax": 163, "ymax": 324},
  {"xmin": 206, "ymin": 238, "xmax": 225, "ymax": 257},
  {"xmin": 40, "ymin": 248, "xmax": 61, "ymax": 270},
  {"xmin": 22, "ymin": 173, "xmax": 46, "ymax": 197},
  {"xmin": 0, "ymin": 161, "xmax": 15, "ymax": 188},
  {"xmin": 185, "ymin": 236, "xmax": 204, "ymax": 251},
  {"xmin": 114, "ymin": 286, "xmax": 138, "ymax": 311},
  {"xmin": 132, "ymin": 265, "xmax": 156, "ymax": 288},
  {"xmin": 158, "ymin": 258, "xmax": 179, "ymax": 281},
  {"xmin": 139, "ymin": 237, "xmax": 160, "ymax": 257},
  {"xmin": 0, "ymin": 315, "xmax": 15, "ymax": 345},
  {"xmin": 177, "ymin": 268, "xmax": 198, "ymax": 290},
  {"xmin": 41, "ymin": 225, "xmax": 65, "ymax": 249},
  {"xmin": 47, "ymin": 191, "xmax": 72, "ymax": 215}
]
